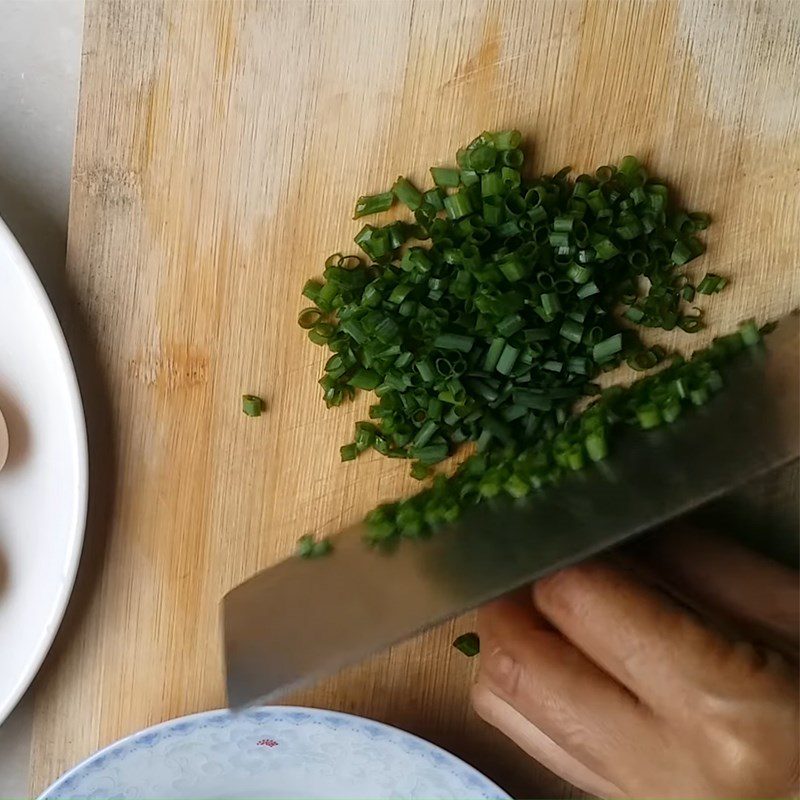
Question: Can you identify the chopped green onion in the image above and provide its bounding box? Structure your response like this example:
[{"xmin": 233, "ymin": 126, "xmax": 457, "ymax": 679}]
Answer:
[
  {"xmin": 392, "ymin": 176, "xmax": 423, "ymax": 211},
  {"xmin": 354, "ymin": 190, "xmax": 394, "ymax": 219},
  {"xmin": 697, "ymin": 273, "xmax": 727, "ymax": 294},
  {"xmin": 512, "ymin": 389, "xmax": 551, "ymax": 411},
  {"xmin": 625, "ymin": 306, "xmax": 645, "ymax": 323},
  {"xmin": 302, "ymin": 279, "xmax": 323, "ymax": 304},
  {"xmin": 679, "ymin": 315, "xmax": 705, "ymax": 333},
  {"xmin": 567, "ymin": 263, "xmax": 592, "ymax": 284},
  {"xmin": 297, "ymin": 534, "xmax": 333, "ymax": 559},
  {"xmin": 499, "ymin": 256, "xmax": 526, "ymax": 282},
  {"xmin": 560, "ymin": 319, "xmax": 584, "ymax": 344},
  {"xmin": 540, "ymin": 292, "xmax": 561, "ymax": 318},
  {"xmin": 444, "ymin": 191, "xmax": 473, "ymax": 220},
  {"xmin": 490, "ymin": 130, "xmax": 522, "ymax": 150},
  {"xmin": 593, "ymin": 237, "xmax": 620, "ymax": 261},
  {"xmin": 349, "ymin": 369, "xmax": 381, "ymax": 390},
  {"xmin": 354, "ymin": 224, "xmax": 391, "ymax": 260},
  {"xmin": 355, "ymin": 421, "xmax": 376, "ymax": 450},
  {"xmin": 415, "ymin": 358, "xmax": 435, "ymax": 382},
  {"xmin": 298, "ymin": 307, "xmax": 322, "ymax": 329},
  {"xmin": 592, "ymin": 334, "xmax": 622, "ymax": 363},
  {"xmin": 453, "ymin": 632, "xmax": 481, "ymax": 657},
  {"xmin": 626, "ymin": 349, "xmax": 659, "ymax": 371},
  {"xmin": 496, "ymin": 343, "xmax": 520, "ymax": 375},
  {"xmin": 585, "ymin": 432, "xmax": 608, "ymax": 461},
  {"xmin": 500, "ymin": 149, "xmax": 524, "ymax": 168},
  {"xmin": 739, "ymin": 319, "xmax": 760, "ymax": 346},
  {"xmin": 242, "ymin": 394, "xmax": 264, "ymax": 417},
  {"xmin": 481, "ymin": 171, "xmax": 505, "ymax": 198},
  {"xmin": 413, "ymin": 443, "xmax": 449, "ymax": 464},
  {"xmin": 576, "ymin": 281, "xmax": 599, "ymax": 299},
  {"xmin": 636, "ymin": 403, "xmax": 661, "ymax": 429},
  {"xmin": 430, "ymin": 166, "xmax": 461, "ymax": 188},
  {"xmin": 671, "ymin": 240, "xmax": 693, "ymax": 265},
  {"xmin": 469, "ymin": 145, "xmax": 496, "ymax": 172},
  {"xmin": 434, "ymin": 333, "xmax": 475, "ymax": 353},
  {"xmin": 299, "ymin": 130, "xmax": 719, "ymax": 501},
  {"xmin": 340, "ymin": 443, "xmax": 358, "ymax": 461}
]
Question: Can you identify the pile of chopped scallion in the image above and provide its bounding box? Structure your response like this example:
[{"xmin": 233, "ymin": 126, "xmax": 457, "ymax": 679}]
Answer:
[
  {"xmin": 365, "ymin": 318, "xmax": 764, "ymax": 545},
  {"xmin": 297, "ymin": 130, "xmax": 748, "ymax": 548}
]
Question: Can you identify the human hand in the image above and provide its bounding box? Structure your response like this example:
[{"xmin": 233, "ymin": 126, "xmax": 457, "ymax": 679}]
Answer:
[{"xmin": 472, "ymin": 529, "xmax": 799, "ymax": 798}]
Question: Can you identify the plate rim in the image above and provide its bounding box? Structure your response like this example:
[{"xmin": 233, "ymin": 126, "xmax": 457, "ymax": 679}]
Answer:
[
  {"xmin": 39, "ymin": 705, "xmax": 511, "ymax": 799},
  {"xmin": 0, "ymin": 216, "xmax": 89, "ymax": 726}
]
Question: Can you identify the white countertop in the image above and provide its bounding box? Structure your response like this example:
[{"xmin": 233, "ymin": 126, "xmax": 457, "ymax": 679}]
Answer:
[{"xmin": 0, "ymin": 1, "xmax": 84, "ymax": 795}]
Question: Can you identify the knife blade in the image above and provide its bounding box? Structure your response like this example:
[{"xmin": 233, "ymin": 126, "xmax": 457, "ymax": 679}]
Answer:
[{"xmin": 223, "ymin": 313, "xmax": 799, "ymax": 707}]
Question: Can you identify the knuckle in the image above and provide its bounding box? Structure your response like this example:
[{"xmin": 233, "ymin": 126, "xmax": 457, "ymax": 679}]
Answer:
[
  {"xmin": 711, "ymin": 731, "xmax": 777, "ymax": 793},
  {"xmin": 481, "ymin": 646, "xmax": 523, "ymax": 699},
  {"xmin": 534, "ymin": 561, "xmax": 600, "ymax": 612},
  {"xmin": 694, "ymin": 688, "xmax": 800, "ymax": 796}
]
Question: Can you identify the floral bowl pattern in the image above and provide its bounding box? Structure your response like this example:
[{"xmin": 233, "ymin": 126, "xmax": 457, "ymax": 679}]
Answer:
[{"xmin": 39, "ymin": 706, "xmax": 510, "ymax": 799}]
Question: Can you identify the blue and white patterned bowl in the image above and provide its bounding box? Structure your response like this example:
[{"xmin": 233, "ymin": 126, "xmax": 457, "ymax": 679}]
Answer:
[{"xmin": 40, "ymin": 706, "xmax": 510, "ymax": 799}]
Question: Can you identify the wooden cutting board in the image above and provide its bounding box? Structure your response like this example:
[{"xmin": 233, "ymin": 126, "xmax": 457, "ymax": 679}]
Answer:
[{"xmin": 28, "ymin": 0, "xmax": 800, "ymax": 795}]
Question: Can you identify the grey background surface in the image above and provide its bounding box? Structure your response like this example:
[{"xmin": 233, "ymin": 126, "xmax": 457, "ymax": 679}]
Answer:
[{"xmin": 0, "ymin": 1, "xmax": 84, "ymax": 795}]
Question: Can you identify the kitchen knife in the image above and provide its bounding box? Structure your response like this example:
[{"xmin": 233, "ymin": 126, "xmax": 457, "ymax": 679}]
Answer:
[{"xmin": 223, "ymin": 314, "xmax": 799, "ymax": 707}]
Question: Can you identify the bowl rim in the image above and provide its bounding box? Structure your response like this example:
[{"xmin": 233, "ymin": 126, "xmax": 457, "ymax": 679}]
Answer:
[{"xmin": 39, "ymin": 704, "xmax": 511, "ymax": 799}]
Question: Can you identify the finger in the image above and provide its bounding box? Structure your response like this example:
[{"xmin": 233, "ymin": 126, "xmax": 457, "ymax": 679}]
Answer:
[
  {"xmin": 480, "ymin": 592, "xmax": 554, "ymax": 631},
  {"xmin": 533, "ymin": 560, "xmax": 742, "ymax": 712},
  {"xmin": 472, "ymin": 682, "xmax": 623, "ymax": 798},
  {"xmin": 638, "ymin": 526, "xmax": 799, "ymax": 644},
  {"xmin": 477, "ymin": 594, "xmax": 649, "ymax": 777}
]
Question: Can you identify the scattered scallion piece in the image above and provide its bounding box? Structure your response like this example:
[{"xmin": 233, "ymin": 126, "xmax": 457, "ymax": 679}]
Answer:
[
  {"xmin": 353, "ymin": 190, "xmax": 394, "ymax": 219},
  {"xmin": 392, "ymin": 176, "xmax": 423, "ymax": 211},
  {"xmin": 297, "ymin": 534, "xmax": 334, "ymax": 559},
  {"xmin": 453, "ymin": 632, "xmax": 481, "ymax": 657},
  {"xmin": 340, "ymin": 443, "xmax": 358, "ymax": 461},
  {"xmin": 410, "ymin": 462, "xmax": 432, "ymax": 481},
  {"xmin": 593, "ymin": 334, "xmax": 622, "ymax": 363},
  {"xmin": 697, "ymin": 273, "xmax": 728, "ymax": 294},
  {"xmin": 739, "ymin": 318, "xmax": 760, "ymax": 346},
  {"xmin": 430, "ymin": 166, "xmax": 461, "ymax": 187},
  {"xmin": 242, "ymin": 394, "xmax": 264, "ymax": 417}
]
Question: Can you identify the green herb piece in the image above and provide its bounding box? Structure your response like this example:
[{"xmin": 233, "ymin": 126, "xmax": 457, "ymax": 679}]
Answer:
[
  {"xmin": 410, "ymin": 462, "xmax": 432, "ymax": 480},
  {"xmin": 453, "ymin": 632, "xmax": 481, "ymax": 657},
  {"xmin": 340, "ymin": 443, "xmax": 358, "ymax": 461},
  {"xmin": 592, "ymin": 334, "xmax": 623, "ymax": 363},
  {"xmin": 739, "ymin": 319, "xmax": 760, "ymax": 346},
  {"xmin": 443, "ymin": 191, "xmax": 473, "ymax": 220},
  {"xmin": 297, "ymin": 534, "xmax": 334, "ymax": 559},
  {"xmin": 697, "ymin": 273, "xmax": 727, "ymax": 294},
  {"xmin": 353, "ymin": 190, "xmax": 394, "ymax": 219},
  {"xmin": 490, "ymin": 130, "xmax": 522, "ymax": 150},
  {"xmin": 434, "ymin": 333, "xmax": 475, "ymax": 352},
  {"xmin": 392, "ymin": 176, "xmax": 423, "ymax": 211},
  {"xmin": 430, "ymin": 166, "xmax": 461, "ymax": 187},
  {"xmin": 242, "ymin": 394, "xmax": 264, "ymax": 417}
]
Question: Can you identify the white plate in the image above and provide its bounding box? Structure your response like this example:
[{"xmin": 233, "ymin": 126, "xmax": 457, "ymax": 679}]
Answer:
[
  {"xmin": 40, "ymin": 707, "xmax": 510, "ymax": 800},
  {"xmin": 0, "ymin": 217, "xmax": 87, "ymax": 725}
]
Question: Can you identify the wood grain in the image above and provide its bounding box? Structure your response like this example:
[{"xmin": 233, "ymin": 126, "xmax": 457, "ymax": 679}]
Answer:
[{"xmin": 29, "ymin": 0, "xmax": 800, "ymax": 796}]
